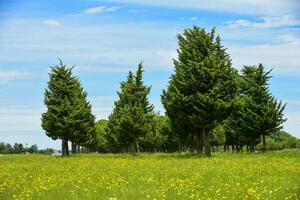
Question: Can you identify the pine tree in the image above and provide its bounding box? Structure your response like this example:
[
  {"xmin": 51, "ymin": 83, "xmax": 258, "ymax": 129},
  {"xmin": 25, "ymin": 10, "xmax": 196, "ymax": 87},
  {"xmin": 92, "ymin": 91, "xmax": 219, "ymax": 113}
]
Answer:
[
  {"xmin": 161, "ymin": 26, "xmax": 239, "ymax": 156},
  {"xmin": 70, "ymin": 79, "xmax": 96, "ymax": 153},
  {"xmin": 239, "ymin": 64, "xmax": 286, "ymax": 151},
  {"xmin": 106, "ymin": 63, "xmax": 154, "ymax": 154},
  {"xmin": 41, "ymin": 60, "xmax": 95, "ymax": 156}
]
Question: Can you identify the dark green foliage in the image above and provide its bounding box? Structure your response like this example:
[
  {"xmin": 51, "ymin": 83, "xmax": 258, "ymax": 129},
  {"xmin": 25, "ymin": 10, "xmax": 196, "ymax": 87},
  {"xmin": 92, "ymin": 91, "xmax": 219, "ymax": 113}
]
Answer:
[
  {"xmin": 106, "ymin": 63, "xmax": 154, "ymax": 154},
  {"xmin": 42, "ymin": 60, "xmax": 95, "ymax": 156},
  {"xmin": 0, "ymin": 142, "xmax": 9, "ymax": 154},
  {"xmin": 161, "ymin": 26, "xmax": 239, "ymax": 156},
  {"xmin": 225, "ymin": 64, "xmax": 286, "ymax": 151},
  {"xmin": 71, "ymin": 80, "xmax": 96, "ymax": 152}
]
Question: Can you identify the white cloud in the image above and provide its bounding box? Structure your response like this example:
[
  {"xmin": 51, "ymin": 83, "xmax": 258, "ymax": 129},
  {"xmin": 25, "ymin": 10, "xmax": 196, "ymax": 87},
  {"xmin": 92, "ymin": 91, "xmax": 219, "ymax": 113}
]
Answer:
[
  {"xmin": 152, "ymin": 49, "xmax": 177, "ymax": 68},
  {"xmin": 0, "ymin": 70, "xmax": 31, "ymax": 83},
  {"xmin": 0, "ymin": 104, "xmax": 62, "ymax": 149},
  {"xmin": 43, "ymin": 19, "xmax": 61, "ymax": 27},
  {"xmin": 83, "ymin": 6, "xmax": 120, "ymax": 15},
  {"xmin": 89, "ymin": 96, "xmax": 117, "ymax": 119},
  {"xmin": 276, "ymin": 34, "xmax": 300, "ymax": 45},
  {"xmin": 0, "ymin": 19, "xmax": 179, "ymax": 71},
  {"xmin": 227, "ymin": 41, "xmax": 300, "ymax": 74},
  {"xmin": 108, "ymin": 0, "xmax": 299, "ymax": 15},
  {"xmin": 0, "ymin": 105, "xmax": 43, "ymax": 132},
  {"xmin": 227, "ymin": 15, "xmax": 300, "ymax": 29}
]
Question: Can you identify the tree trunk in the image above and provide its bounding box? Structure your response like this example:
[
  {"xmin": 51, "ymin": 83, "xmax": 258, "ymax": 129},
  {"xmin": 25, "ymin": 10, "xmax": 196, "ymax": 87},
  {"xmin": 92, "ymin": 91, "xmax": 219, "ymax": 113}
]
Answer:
[
  {"xmin": 191, "ymin": 133, "xmax": 195, "ymax": 153},
  {"xmin": 65, "ymin": 140, "xmax": 69, "ymax": 156},
  {"xmin": 262, "ymin": 133, "xmax": 266, "ymax": 152},
  {"xmin": 202, "ymin": 128, "xmax": 211, "ymax": 157},
  {"xmin": 136, "ymin": 139, "xmax": 140, "ymax": 154},
  {"xmin": 224, "ymin": 145, "xmax": 227, "ymax": 152},
  {"xmin": 178, "ymin": 143, "xmax": 182, "ymax": 152},
  {"xmin": 130, "ymin": 140, "xmax": 136, "ymax": 155},
  {"xmin": 71, "ymin": 142, "xmax": 76, "ymax": 154},
  {"xmin": 62, "ymin": 139, "xmax": 69, "ymax": 156},
  {"xmin": 216, "ymin": 145, "xmax": 219, "ymax": 151},
  {"xmin": 61, "ymin": 139, "xmax": 65, "ymax": 156},
  {"xmin": 250, "ymin": 139, "xmax": 255, "ymax": 152},
  {"xmin": 195, "ymin": 133, "xmax": 201, "ymax": 154},
  {"xmin": 199, "ymin": 132, "xmax": 204, "ymax": 153}
]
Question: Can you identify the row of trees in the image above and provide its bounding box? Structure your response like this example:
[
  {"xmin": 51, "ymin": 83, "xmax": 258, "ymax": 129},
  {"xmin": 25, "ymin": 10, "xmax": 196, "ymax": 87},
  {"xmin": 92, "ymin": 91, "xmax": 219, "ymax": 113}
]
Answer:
[
  {"xmin": 256, "ymin": 131, "xmax": 300, "ymax": 151},
  {"xmin": 42, "ymin": 26, "xmax": 288, "ymax": 156},
  {"xmin": 0, "ymin": 142, "xmax": 40, "ymax": 154}
]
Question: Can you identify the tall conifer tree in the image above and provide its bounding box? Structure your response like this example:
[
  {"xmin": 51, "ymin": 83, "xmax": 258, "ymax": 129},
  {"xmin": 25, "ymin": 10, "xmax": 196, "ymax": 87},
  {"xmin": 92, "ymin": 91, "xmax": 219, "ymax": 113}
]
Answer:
[
  {"xmin": 106, "ymin": 63, "xmax": 154, "ymax": 154},
  {"xmin": 235, "ymin": 64, "xmax": 286, "ymax": 151},
  {"xmin": 161, "ymin": 26, "xmax": 239, "ymax": 156},
  {"xmin": 42, "ymin": 60, "xmax": 95, "ymax": 155}
]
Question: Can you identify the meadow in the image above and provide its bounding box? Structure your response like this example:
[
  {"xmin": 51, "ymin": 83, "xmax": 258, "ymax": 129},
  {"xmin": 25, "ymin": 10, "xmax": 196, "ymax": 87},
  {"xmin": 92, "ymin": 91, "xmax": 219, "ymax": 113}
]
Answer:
[{"xmin": 0, "ymin": 150, "xmax": 299, "ymax": 200}]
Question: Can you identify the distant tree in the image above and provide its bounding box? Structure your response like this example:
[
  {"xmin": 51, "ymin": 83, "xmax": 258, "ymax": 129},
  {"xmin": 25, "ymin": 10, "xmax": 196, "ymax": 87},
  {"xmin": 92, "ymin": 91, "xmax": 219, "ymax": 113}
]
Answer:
[
  {"xmin": 6, "ymin": 143, "xmax": 13, "ymax": 154},
  {"xmin": 94, "ymin": 119, "xmax": 109, "ymax": 152},
  {"xmin": 141, "ymin": 114, "xmax": 169, "ymax": 152},
  {"xmin": 162, "ymin": 26, "xmax": 239, "ymax": 156},
  {"xmin": 12, "ymin": 143, "xmax": 24, "ymax": 154},
  {"xmin": 210, "ymin": 125, "xmax": 226, "ymax": 151},
  {"xmin": 38, "ymin": 148, "xmax": 55, "ymax": 154},
  {"xmin": 0, "ymin": 142, "xmax": 8, "ymax": 154},
  {"xmin": 42, "ymin": 59, "xmax": 95, "ymax": 156},
  {"xmin": 28, "ymin": 144, "xmax": 38, "ymax": 154},
  {"xmin": 106, "ymin": 63, "xmax": 154, "ymax": 154},
  {"xmin": 256, "ymin": 131, "xmax": 299, "ymax": 150}
]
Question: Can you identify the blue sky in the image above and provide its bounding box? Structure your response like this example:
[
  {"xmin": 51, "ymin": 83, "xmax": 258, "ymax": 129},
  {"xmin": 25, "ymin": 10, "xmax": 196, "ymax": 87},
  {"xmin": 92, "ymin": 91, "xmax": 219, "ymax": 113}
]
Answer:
[{"xmin": 0, "ymin": 0, "xmax": 300, "ymax": 149}]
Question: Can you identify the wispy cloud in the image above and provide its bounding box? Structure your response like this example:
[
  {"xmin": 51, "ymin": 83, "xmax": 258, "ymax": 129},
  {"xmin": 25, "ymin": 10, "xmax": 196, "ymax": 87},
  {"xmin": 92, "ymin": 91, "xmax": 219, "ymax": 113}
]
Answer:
[
  {"xmin": 0, "ymin": 105, "xmax": 43, "ymax": 132},
  {"xmin": 90, "ymin": 96, "xmax": 117, "ymax": 119},
  {"xmin": 277, "ymin": 34, "xmax": 300, "ymax": 45},
  {"xmin": 227, "ymin": 15, "xmax": 300, "ymax": 29},
  {"xmin": 108, "ymin": 0, "xmax": 299, "ymax": 15},
  {"xmin": 0, "ymin": 70, "xmax": 31, "ymax": 83},
  {"xmin": 82, "ymin": 6, "xmax": 121, "ymax": 15},
  {"xmin": 227, "ymin": 39, "xmax": 300, "ymax": 74},
  {"xmin": 43, "ymin": 19, "xmax": 61, "ymax": 27}
]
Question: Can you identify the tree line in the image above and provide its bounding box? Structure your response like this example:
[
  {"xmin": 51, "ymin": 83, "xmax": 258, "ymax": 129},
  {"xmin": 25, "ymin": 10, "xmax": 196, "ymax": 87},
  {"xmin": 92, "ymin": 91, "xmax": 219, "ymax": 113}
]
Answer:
[
  {"xmin": 41, "ymin": 26, "xmax": 289, "ymax": 156},
  {"xmin": 0, "ymin": 142, "xmax": 55, "ymax": 154}
]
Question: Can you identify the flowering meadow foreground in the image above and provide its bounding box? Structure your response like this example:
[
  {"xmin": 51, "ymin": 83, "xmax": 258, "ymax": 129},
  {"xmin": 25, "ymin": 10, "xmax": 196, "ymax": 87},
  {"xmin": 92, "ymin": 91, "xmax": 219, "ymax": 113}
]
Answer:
[{"xmin": 0, "ymin": 150, "xmax": 299, "ymax": 200}]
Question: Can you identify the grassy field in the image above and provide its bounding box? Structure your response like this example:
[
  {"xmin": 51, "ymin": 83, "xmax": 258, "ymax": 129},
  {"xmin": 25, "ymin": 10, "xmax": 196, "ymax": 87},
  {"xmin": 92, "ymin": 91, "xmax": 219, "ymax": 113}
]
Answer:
[{"xmin": 0, "ymin": 150, "xmax": 299, "ymax": 200}]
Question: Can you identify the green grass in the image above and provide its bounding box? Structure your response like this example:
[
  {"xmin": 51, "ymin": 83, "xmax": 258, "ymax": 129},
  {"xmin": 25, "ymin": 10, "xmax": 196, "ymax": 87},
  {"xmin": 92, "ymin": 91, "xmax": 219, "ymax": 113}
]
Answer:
[{"xmin": 0, "ymin": 150, "xmax": 299, "ymax": 200}]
